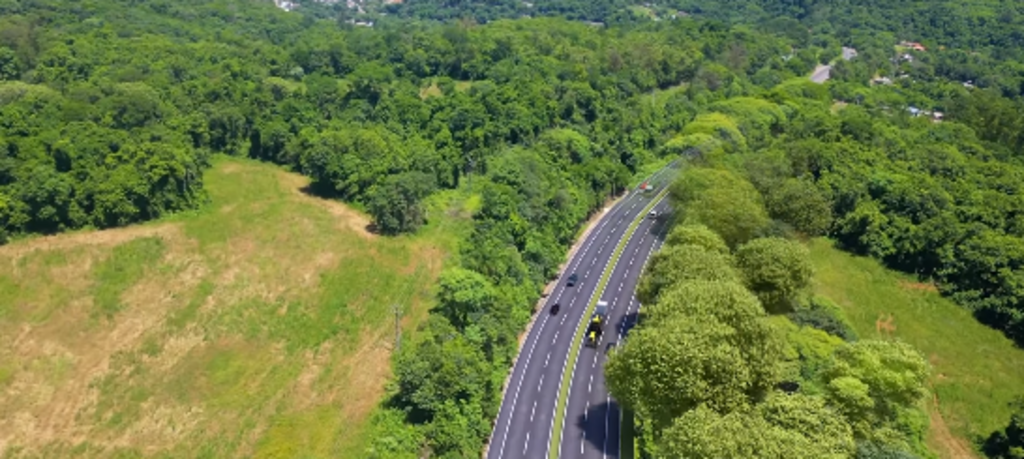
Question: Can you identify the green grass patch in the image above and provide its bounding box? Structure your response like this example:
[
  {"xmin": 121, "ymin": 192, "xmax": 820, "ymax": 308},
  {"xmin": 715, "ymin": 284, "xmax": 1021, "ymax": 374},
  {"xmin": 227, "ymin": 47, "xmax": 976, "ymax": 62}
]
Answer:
[
  {"xmin": 808, "ymin": 238, "xmax": 1024, "ymax": 451},
  {"xmin": 254, "ymin": 405, "xmax": 343, "ymax": 459},
  {"xmin": 0, "ymin": 361, "xmax": 16, "ymax": 389},
  {"xmin": 419, "ymin": 81, "xmax": 443, "ymax": 99},
  {"xmin": 91, "ymin": 237, "xmax": 166, "ymax": 318},
  {"xmin": 167, "ymin": 279, "xmax": 214, "ymax": 330},
  {"xmin": 549, "ymin": 188, "xmax": 669, "ymax": 459},
  {"xmin": 0, "ymin": 156, "xmax": 468, "ymax": 457}
]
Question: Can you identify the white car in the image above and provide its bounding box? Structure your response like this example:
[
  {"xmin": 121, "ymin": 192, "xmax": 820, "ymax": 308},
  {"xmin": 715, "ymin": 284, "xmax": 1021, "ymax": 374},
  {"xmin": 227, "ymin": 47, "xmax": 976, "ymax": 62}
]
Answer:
[{"xmin": 648, "ymin": 210, "xmax": 658, "ymax": 219}]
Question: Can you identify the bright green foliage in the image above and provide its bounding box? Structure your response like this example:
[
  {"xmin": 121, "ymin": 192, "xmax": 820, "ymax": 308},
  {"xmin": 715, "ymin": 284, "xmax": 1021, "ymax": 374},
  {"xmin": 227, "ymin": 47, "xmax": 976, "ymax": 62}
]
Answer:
[
  {"xmin": 661, "ymin": 133, "xmax": 726, "ymax": 163},
  {"xmin": 635, "ymin": 244, "xmax": 739, "ymax": 305},
  {"xmin": 394, "ymin": 317, "xmax": 493, "ymax": 425},
  {"xmin": 663, "ymin": 223, "xmax": 730, "ymax": 254},
  {"xmin": 607, "ymin": 280, "xmax": 782, "ymax": 430},
  {"xmin": 735, "ymin": 237, "xmax": 814, "ymax": 314},
  {"xmin": 435, "ymin": 268, "xmax": 501, "ymax": 330},
  {"xmin": 774, "ymin": 316, "xmax": 846, "ymax": 388},
  {"xmin": 821, "ymin": 340, "xmax": 929, "ymax": 440},
  {"xmin": 681, "ymin": 112, "xmax": 748, "ymax": 153},
  {"xmin": 670, "ymin": 167, "xmax": 770, "ymax": 248},
  {"xmin": 366, "ymin": 408, "xmax": 426, "ymax": 459},
  {"xmin": 658, "ymin": 394, "xmax": 854, "ymax": 459},
  {"xmin": 706, "ymin": 98, "xmax": 787, "ymax": 149}
]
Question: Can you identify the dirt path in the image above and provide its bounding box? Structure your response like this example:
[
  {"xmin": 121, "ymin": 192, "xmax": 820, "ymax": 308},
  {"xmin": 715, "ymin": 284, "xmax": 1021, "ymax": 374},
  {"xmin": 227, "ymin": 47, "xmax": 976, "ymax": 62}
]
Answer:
[{"xmin": 928, "ymin": 393, "xmax": 979, "ymax": 459}]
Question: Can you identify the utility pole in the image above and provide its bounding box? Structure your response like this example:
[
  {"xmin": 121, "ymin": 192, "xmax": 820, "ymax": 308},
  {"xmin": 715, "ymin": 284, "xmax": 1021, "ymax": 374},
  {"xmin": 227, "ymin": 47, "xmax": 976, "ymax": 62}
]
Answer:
[{"xmin": 392, "ymin": 304, "xmax": 402, "ymax": 352}]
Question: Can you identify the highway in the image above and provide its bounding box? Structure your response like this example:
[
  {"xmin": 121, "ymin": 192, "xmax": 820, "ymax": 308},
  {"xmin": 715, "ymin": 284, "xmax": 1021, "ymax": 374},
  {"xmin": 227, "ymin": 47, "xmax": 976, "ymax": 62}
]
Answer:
[
  {"xmin": 486, "ymin": 165, "xmax": 675, "ymax": 459},
  {"xmin": 557, "ymin": 198, "xmax": 669, "ymax": 459}
]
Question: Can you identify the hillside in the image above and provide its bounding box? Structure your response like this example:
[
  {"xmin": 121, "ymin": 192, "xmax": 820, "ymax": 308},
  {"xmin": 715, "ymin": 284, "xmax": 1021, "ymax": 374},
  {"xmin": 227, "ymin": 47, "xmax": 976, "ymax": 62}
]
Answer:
[
  {"xmin": 810, "ymin": 238, "xmax": 1024, "ymax": 458},
  {"xmin": 0, "ymin": 157, "xmax": 465, "ymax": 457}
]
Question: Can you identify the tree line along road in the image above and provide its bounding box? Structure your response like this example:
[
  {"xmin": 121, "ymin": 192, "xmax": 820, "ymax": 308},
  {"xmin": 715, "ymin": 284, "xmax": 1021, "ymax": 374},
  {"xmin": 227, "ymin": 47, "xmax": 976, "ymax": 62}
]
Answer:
[{"xmin": 486, "ymin": 163, "xmax": 677, "ymax": 459}]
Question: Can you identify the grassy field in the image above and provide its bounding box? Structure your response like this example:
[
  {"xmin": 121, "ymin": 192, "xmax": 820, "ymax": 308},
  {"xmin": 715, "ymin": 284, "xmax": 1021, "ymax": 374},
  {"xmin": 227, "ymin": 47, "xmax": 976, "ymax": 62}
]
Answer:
[
  {"xmin": 809, "ymin": 238, "xmax": 1024, "ymax": 459},
  {"xmin": 0, "ymin": 156, "xmax": 470, "ymax": 458}
]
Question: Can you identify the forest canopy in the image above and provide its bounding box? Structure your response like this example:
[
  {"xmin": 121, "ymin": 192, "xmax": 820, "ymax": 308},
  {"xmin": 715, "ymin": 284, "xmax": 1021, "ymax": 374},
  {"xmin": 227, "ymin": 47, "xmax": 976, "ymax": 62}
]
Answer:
[{"xmin": 4, "ymin": 0, "xmax": 1024, "ymax": 457}]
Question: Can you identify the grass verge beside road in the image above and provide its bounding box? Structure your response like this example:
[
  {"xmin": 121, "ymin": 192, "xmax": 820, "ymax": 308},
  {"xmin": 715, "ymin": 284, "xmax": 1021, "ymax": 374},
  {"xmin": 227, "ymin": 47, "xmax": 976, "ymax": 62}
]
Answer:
[{"xmin": 548, "ymin": 188, "xmax": 669, "ymax": 459}]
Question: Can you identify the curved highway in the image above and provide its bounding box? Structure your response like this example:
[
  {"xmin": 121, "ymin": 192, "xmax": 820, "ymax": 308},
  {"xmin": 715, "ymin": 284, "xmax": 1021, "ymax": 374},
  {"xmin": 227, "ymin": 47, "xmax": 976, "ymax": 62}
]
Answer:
[
  {"xmin": 557, "ymin": 198, "xmax": 669, "ymax": 459},
  {"xmin": 486, "ymin": 165, "xmax": 675, "ymax": 459}
]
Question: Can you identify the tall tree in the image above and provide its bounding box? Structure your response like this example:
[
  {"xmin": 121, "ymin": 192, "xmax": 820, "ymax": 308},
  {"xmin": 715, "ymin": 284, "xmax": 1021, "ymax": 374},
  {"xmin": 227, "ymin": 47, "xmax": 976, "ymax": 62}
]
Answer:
[
  {"xmin": 659, "ymin": 394, "xmax": 855, "ymax": 459},
  {"xmin": 670, "ymin": 167, "xmax": 769, "ymax": 248},
  {"xmin": 735, "ymin": 237, "xmax": 814, "ymax": 314},
  {"xmin": 607, "ymin": 280, "xmax": 782, "ymax": 430}
]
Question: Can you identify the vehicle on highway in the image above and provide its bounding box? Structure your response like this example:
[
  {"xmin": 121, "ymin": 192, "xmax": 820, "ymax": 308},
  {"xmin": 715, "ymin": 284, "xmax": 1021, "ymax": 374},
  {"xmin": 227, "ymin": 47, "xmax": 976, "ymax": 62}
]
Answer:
[
  {"xmin": 585, "ymin": 301, "xmax": 608, "ymax": 348},
  {"xmin": 566, "ymin": 273, "xmax": 578, "ymax": 287},
  {"xmin": 550, "ymin": 303, "xmax": 560, "ymax": 315},
  {"xmin": 648, "ymin": 210, "xmax": 658, "ymax": 219}
]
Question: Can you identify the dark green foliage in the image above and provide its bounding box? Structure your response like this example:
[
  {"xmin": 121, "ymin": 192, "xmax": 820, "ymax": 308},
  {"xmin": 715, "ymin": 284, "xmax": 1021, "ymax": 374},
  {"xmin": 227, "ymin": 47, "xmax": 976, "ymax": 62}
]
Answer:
[
  {"xmin": 855, "ymin": 441, "xmax": 921, "ymax": 459},
  {"xmin": 765, "ymin": 178, "xmax": 833, "ymax": 236},
  {"xmin": 983, "ymin": 398, "xmax": 1024, "ymax": 459},
  {"xmin": 788, "ymin": 298, "xmax": 859, "ymax": 342},
  {"xmin": 366, "ymin": 171, "xmax": 436, "ymax": 235}
]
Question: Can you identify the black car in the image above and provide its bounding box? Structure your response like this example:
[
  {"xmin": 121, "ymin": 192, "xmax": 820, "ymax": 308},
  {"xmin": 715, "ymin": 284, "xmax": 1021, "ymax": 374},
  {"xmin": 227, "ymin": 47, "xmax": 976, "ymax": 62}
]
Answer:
[
  {"xmin": 566, "ymin": 273, "xmax": 579, "ymax": 287},
  {"xmin": 550, "ymin": 303, "xmax": 561, "ymax": 315}
]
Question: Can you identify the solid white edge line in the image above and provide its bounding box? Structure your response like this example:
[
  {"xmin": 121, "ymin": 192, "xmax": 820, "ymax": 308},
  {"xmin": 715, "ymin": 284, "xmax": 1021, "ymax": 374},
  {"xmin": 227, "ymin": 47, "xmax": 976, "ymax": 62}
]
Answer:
[
  {"xmin": 550, "ymin": 193, "xmax": 648, "ymax": 459},
  {"xmin": 552, "ymin": 193, "xmax": 668, "ymax": 459},
  {"xmin": 492, "ymin": 196, "xmax": 625, "ymax": 459}
]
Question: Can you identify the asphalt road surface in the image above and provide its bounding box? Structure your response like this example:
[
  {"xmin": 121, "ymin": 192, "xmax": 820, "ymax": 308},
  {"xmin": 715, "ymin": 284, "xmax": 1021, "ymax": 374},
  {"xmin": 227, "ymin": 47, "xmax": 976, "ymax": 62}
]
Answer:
[
  {"xmin": 557, "ymin": 198, "xmax": 669, "ymax": 459},
  {"xmin": 486, "ymin": 174, "xmax": 673, "ymax": 459}
]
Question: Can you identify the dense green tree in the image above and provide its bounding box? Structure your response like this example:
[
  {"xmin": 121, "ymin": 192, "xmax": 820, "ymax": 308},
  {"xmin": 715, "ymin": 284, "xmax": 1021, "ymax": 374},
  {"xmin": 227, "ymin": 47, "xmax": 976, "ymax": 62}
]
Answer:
[
  {"xmin": 663, "ymin": 223, "xmax": 730, "ymax": 254},
  {"xmin": 669, "ymin": 167, "xmax": 770, "ymax": 248},
  {"xmin": 735, "ymin": 237, "xmax": 814, "ymax": 314},
  {"xmin": 765, "ymin": 177, "xmax": 834, "ymax": 236},
  {"xmin": 394, "ymin": 317, "xmax": 493, "ymax": 423},
  {"xmin": 636, "ymin": 243, "xmax": 739, "ymax": 305},
  {"xmin": 821, "ymin": 340, "xmax": 929, "ymax": 439},
  {"xmin": 434, "ymin": 268, "xmax": 501, "ymax": 331},
  {"xmin": 659, "ymin": 394, "xmax": 855, "ymax": 459},
  {"xmin": 607, "ymin": 280, "xmax": 782, "ymax": 430},
  {"xmin": 366, "ymin": 171, "xmax": 437, "ymax": 235}
]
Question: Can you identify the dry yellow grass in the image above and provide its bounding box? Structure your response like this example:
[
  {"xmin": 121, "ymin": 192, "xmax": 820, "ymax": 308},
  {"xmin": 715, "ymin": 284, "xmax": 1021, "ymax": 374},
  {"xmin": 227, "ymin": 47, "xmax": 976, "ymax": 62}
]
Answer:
[{"xmin": 0, "ymin": 156, "xmax": 468, "ymax": 458}]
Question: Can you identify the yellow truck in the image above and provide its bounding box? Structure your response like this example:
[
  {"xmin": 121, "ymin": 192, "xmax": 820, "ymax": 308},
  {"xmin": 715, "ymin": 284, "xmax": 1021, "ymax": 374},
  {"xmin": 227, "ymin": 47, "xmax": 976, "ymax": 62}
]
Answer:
[{"xmin": 585, "ymin": 301, "xmax": 608, "ymax": 348}]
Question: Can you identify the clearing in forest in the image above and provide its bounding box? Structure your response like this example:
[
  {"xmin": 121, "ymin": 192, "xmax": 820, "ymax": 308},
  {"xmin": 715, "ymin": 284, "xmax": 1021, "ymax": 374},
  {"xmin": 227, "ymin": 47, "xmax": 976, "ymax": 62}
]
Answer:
[
  {"xmin": 809, "ymin": 238, "xmax": 1024, "ymax": 459},
  {"xmin": 0, "ymin": 156, "xmax": 469, "ymax": 458}
]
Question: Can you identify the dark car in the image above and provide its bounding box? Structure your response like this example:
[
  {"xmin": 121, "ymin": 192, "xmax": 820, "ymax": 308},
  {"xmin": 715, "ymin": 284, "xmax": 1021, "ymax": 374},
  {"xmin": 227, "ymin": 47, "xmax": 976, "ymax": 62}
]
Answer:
[
  {"xmin": 567, "ymin": 273, "xmax": 579, "ymax": 287},
  {"xmin": 550, "ymin": 303, "xmax": 561, "ymax": 315}
]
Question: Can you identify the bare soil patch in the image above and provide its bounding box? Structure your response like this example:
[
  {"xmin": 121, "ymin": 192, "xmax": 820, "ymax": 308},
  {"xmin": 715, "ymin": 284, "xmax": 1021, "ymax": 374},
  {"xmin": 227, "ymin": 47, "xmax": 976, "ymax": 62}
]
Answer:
[
  {"xmin": 927, "ymin": 393, "xmax": 980, "ymax": 459},
  {"xmin": 900, "ymin": 280, "xmax": 939, "ymax": 292},
  {"xmin": 0, "ymin": 158, "xmax": 452, "ymax": 458}
]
